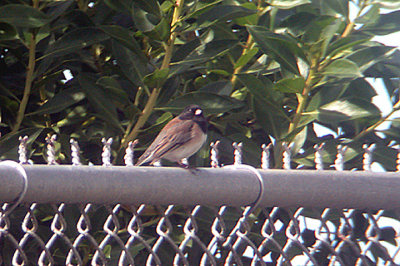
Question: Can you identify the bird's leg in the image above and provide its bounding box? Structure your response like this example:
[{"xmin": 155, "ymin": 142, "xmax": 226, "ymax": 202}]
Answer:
[
  {"xmin": 151, "ymin": 160, "xmax": 162, "ymax": 167},
  {"xmin": 178, "ymin": 158, "xmax": 189, "ymax": 168},
  {"xmin": 178, "ymin": 158, "xmax": 200, "ymax": 174}
]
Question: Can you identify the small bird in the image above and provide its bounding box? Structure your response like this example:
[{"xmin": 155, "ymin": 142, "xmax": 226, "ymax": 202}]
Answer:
[{"xmin": 135, "ymin": 104, "xmax": 207, "ymax": 167}]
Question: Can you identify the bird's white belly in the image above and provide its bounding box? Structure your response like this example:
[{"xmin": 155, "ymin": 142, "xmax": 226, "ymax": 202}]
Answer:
[{"xmin": 163, "ymin": 133, "xmax": 207, "ymax": 162}]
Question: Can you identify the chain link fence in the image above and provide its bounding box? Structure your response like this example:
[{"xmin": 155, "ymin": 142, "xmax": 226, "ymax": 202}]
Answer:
[{"xmin": 1, "ymin": 136, "xmax": 400, "ymax": 265}]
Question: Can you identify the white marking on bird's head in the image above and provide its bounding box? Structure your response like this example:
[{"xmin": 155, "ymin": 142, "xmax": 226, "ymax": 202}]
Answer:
[{"xmin": 195, "ymin": 109, "xmax": 202, "ymax": 116}]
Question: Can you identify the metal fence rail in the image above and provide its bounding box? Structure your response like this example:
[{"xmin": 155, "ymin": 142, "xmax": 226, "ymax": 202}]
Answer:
[
  {"xmin": 0, "ymin": 136, "xmax": 400, "ymax": 265},
  {"xmin": 1, "ymin": 165, "xmax": 400, "ymax": 209}
]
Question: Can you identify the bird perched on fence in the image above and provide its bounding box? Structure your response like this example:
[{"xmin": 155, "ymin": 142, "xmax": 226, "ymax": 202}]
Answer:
[{"xmin": 135, "ymin": 104, "xmax": 207, "ymax": 167}]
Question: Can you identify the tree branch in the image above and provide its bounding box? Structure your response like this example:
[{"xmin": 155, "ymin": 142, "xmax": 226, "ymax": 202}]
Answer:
[
  {"xmin": 121, "ymin": 0, "xmax": 184, "ymax": 148},
  {"xmin": 230, "ymin": 35, "xmax": 255, "ymax": 88},
  {"xmin": 341, "ymin": 0, "xmax": 368, "ymax": 38},
  {"xmin": 12, "ymin": 0, "xmax": 39, "ymax": 133},
  {"xmin": 230, "ymin": 5, "xmax": 270, "ymax": 88},
  {"xmin": 287, "ymin": 0, "xmax": 369, "ymax": 142},
  {"xmin": 352, "ymin": 100, "xmax": 400, "ymax": 142},
  {"xmin": 287, "ymin": 59, "xmax": 318, "ymax": 139}
]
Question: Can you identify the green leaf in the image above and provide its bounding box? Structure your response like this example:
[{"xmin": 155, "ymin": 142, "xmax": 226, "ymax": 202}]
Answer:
[
  {"xmin": 143, "ymin": 68, "xmax": 170, "ymax": 88},
  {"xmin": 0, "ymin": 128, "xmax": 43, "ymax": 159},
  {"xmin": 141, "ymin": 112, "xmax": 173, "ymax": 135},
  {"xmin": 131, "ymin": 6, "xmax": 159, "ymax": 32},
  {"xmin": 236, "ymin": 73, "xmax": 289, "ymax": 137},
  {"xmin": 145, "ymin": 17, "xmax": 171, "ymax": 41},
  {"xmin": 295, "ymin": 141, "xmax": 359, "ymax": 167},
  {"xmin": 302, "ymin": 16, "xmax": 343, "ymax": 57},
  {"xmin": 78, "ymin": 73, "xmax": 123, "ymax": 132},
  {"xmin": 35, "ymin": 24, "xmax": 50, "ymax": 44},
  {"xmin": 162, "ymin": 92, "xmax": 244, "ymax": 114},
  {"xmin": 236, "ymin": 73, "xmax": 274, "ymax": 99},
  {"xmin": 0, "ymin": 4, "xmax": 50, "ymax": 28},
  {"xmin": 197, "ymin": 5, "xmax": 256, "ymax": 28},
  {"xmin": 322, "ymin": 59, "xmax": 362, "ymax": 78},
  {"xmin": 46, "ymin": 0, "xmax": 75, "ymax": 20},
  {"xmin": 184, "ymin": 0, "xmax": 223, "ymax": 20},
  {"xmin": 342, "ymin": 79, "xmax": 377, "ymax": 101},
  {"xmin": 112, "ymin": 40, "xmax": 149, "ymax": 87},
  {"xmin": 361, "ymin": 10, "xmax": 400, "ymax": 35},
  {"xmin": 198, "ymin": 80, "xmax": 233, "ymax": 95},
  {"xmin": 321, "ymin": 0, "xmax": 349, "ymax": 18},
  {"xmin": 104, "ymin": 0, "xmax": 131, "ymax": 13},
  {"xmin": 28, "ymin": 89, "xmax": 85, "ymax": 116},
  {"xmin": 355, "ymin": 4, "xmax": 380, "ymax": 25},
  {"xmin": 234, "ymin": 47, "xmax": 259, "ymax": 68},
  {"xmin": 100, "ymin": 25, "xmax": 147, "ymax": 61},
  {"xmin": 96, "ymin": 76, "xmax": 121, "ymax": 90},
  {"xmin": 326, "ymin": 36, "xmax": 371, "ymax": 58},
  {"xmin": 302, "ymin": 16, "xmax": 338, "ymax": 43},
  {"xmin": 315, "ymin": 98, "xmax": 380, "ymax": 123},
  {"xmin": 306, "ymin": 83, "xmax": 350, "ymax": 111},
  {"xmin": 133, "ymin": 0, "xmax": 162, "ymax": 18},
  {"xmin": 0, "ymin": 22, "xmax": 17, "ymax": 40},
  {"xmin": 174, "ymin": 39, "xmax": 238, "ymax": 66},
  {"xmin": 55, "ymin": 106, "xmax": 89, "ymax": 128},
  {"xmin": 267, "ymin": 0, "xmax": 311, "ymax": 9},
  {"xmin": 247, "ymin": 25, "xmax": 302, "ymax": 74},
  {"xmin": 291, "ymin": 126, "xmax": 307, "ymax": 155},
  {"xmin": 160, "ymin": 1, "xmax": 174, "ymax": 13},
  {"xmin": 380, "ymin": 124, "xmax": 400, "ymax": 144},
  {"xmin": 346, "ymin": 45, "xmax": 395, "ymax": 72},
  {"xmin": 364, "ymin": 50, "xmax": 400, "ymax": 78},
  {"xmin": 373, "ymin": 0, "xmax": 400, "ymax": 9},
  {"xmin": 275, "ymin": 77, "xmax": 305, "ymax": 93},
  {"xmin": 96, "ymin": 76, "xmax": 130, "ymax": 105},
  {"xmin": 280, "ymin": 12, "xmax": 318, "ymax": 36},
  {"xmin": 373, "ymin": 145, "xmax": 397, "ymax": 171},
  {"xmin": 171, "ymin": 38, "xmax": 201, "ymax": 63},
  {"xmin": 103, "ymin": 245, "xmax": 112, "ymax": 258},
  {"xmin": 233, "ymin": 2, "xmax": 258, "ymax": 26},
  {"xmin": 41, "ymin": 27, "xmax": 109, "ymax": 59},
  {"xmin": 252, "ymin": 97, "xmax": 289, "ymax": 138},
  {"xmin": 383, "ymin": 77, "xmax": 400, "ymax": 95}
]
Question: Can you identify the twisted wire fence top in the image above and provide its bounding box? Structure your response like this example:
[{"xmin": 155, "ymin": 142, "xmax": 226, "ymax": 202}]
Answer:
[{"xmin": 1, "ymin": 135, "xmax": 400, "ymax": 265}]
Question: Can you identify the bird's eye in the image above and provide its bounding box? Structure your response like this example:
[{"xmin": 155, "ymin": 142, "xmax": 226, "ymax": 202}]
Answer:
[{"xmin": 194, "ymin": 109, "xmax": 202, "ymax": 115}]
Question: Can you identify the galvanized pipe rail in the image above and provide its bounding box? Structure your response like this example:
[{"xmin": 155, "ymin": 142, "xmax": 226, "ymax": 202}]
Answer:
[{"xmin": 1, "ymin": 164, "xmax": 399, "ymax": 209}]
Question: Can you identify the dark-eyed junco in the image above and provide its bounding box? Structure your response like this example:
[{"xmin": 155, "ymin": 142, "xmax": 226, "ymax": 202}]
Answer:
[{"xmin": 135, "ymin": 104, "xmax": 207, "ymax": 167}]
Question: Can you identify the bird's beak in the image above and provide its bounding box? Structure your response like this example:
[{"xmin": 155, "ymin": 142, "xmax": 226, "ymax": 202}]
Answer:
[{"xmin": 195, "ymin": 109, "xmax": 202, "ymax": 115}]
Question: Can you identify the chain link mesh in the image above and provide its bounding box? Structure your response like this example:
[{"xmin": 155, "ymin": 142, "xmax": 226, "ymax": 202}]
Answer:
[{"xmin": 2, "ymin": 204, "xmax": 400, "ymax": 265}]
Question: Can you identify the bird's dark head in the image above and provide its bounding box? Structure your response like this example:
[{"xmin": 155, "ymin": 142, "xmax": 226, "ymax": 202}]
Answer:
[
  {"xmin": 179, "ymin": 104, "xmax": 207, "ymax": 133},
  {"xmin": 179, "ymin": 104, "xmax": 205, "ymax": 120}
]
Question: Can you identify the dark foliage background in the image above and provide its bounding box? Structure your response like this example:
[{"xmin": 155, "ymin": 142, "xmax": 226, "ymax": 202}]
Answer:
[{"xmin": 1, "ymin": 0, "xmax": 400, "ymax": 264}]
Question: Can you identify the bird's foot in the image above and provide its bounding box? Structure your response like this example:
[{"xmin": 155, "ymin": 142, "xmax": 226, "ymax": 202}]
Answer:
[{"xmin": 178, "ymin": 159, "xmax": 199, "ymax": 174}]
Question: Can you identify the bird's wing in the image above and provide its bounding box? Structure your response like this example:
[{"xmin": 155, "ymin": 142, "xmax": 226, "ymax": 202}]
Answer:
[{"xmin": 136, "ymin": 120, "xmax": 194, "ymax": 165}]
